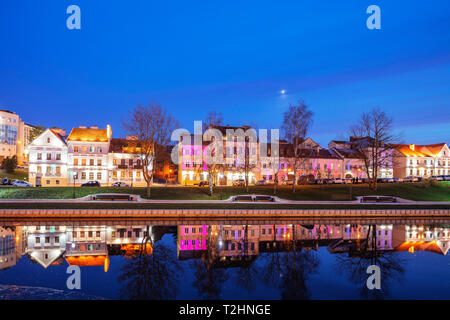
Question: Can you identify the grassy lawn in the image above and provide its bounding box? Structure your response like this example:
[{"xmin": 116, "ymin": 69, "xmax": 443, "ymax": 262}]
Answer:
[
  {"xmin": 0, "ymin": 169, "xmax": 28, "ymax": 181},
  {"xmin": 0, "ymin": 202, "xmax": 449, "ymax": 210},
  {"xmin": 0, "ymin": 181, "xmax": 448, "ymax": 201}
]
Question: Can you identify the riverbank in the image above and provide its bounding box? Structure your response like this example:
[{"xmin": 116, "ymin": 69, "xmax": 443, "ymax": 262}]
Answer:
[
  {"xmin": 0, "ymin": 207, "xmax": 449, "ymax": 219},
  {"xmin": 0, "ymin": 181, "xmax": 449, "ymax": 201}
]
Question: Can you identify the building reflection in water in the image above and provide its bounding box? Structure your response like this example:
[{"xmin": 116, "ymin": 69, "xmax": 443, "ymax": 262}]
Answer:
[
  {"xmin": 0, "ymin": 222, "xmax": 447, "ymax": 271},
  {"xmin": 1, "ymin": 221, "xmax": 449, "ymax": 299}
]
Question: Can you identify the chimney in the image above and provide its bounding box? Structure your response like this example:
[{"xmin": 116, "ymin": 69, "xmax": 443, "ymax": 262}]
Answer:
[
  {"xmin": 79, "ymin": 125, "xmax": 87, "ymax": 129},
  {"xmin": 90, "ymin": 125, "xmax": 99, "ymax": 129}
]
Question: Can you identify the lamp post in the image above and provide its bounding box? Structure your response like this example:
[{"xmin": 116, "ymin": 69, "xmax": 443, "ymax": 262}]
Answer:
[{"xmin": 72, "ymin": 172, "xmax": 77, "ymax": 199}]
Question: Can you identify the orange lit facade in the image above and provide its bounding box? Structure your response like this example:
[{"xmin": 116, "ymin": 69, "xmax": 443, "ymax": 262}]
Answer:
[
  {"xmin": 67, "ymin": 125, "xmax": 112, "ymax": 185},
  {"xmin": 393, "ymin": 143, "xmax": 450, "ymax": 178}
]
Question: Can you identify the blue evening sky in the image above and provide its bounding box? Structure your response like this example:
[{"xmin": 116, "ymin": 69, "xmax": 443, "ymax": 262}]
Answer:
[{"xmin": 1, "ymin": 1, "xmax": 449, "ymax": 146}]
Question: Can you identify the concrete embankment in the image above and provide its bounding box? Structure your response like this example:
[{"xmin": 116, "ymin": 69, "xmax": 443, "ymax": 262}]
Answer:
[{"xmin": 0, "ymin": 208, "xmax": 449, "ymax": 219}]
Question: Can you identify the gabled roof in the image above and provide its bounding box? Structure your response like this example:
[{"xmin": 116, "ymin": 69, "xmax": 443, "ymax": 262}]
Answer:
[
  {"xmin": 49, "ymin": 129, "xmax": 67, "ymax": 145},
  {"xmin": 29, "ymin": 128, "xmax": 67, "ymax": 146},
  {"xmin": 394, "ymin": 143, "xmax": 447, "ymax": 157},
  {"xmin": 67, "ymin": 126, "xmax": 111, "ymax": 142},
  {"xmin": 65, "ymin": 255, "xmax": 109, "ymax": 267},
  {"xmin": 279, "ymin": 143, "xmax": 339, "ymax": 159},
  {"xmin": 394, "ymin": 241, "xmax": 448, "ymax": 255},
  {"xmin": 109, "ymin": 138, "xmax": 143, "ymax": 153},
  {"xmin": 28, "ymin": 249, "xmax": 65, "ymax": 268}
]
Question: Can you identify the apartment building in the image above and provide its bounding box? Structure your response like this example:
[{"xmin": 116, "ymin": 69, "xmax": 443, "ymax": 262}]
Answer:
[
  {"xmin": 0, "ymin": 110, "xmax": 35, "ymax": 165},
  {"xmin": 393, "ymin": 143, "xmax": 450, "ymax": 178},
  {"xmin": 27, "ymin": 129, "xmax": 68, "ymax": 186},
  {"xmin": 66, "ymin": 125, "xmax": 112, "ymax": 185},
  {"xmin": 108, "ymin": 137, "xmax": 146, "ymax": 186}
]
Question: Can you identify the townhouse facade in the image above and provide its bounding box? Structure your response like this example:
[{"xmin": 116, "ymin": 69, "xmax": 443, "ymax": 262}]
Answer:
[
  {"xmin": 66, "ymin": 125, "xmax": 112, "ymax": 186},
  {"xmin": 108, "ymin": 138, "xmax": 147, "ymax": 187},
  {"xmin": 26, "ymin": 123, "xmax": 449, "ymax": 186},
  {"xmin": 27, "ymin": 129, "xmax": 68, "ymax": 187},
  {"xmin": 393, "ymin": 143, "xmax": 450, "ymax": 178}
]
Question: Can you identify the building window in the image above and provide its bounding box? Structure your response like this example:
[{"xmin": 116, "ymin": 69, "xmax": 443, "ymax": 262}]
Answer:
[
  {"xmin": 90, "ymin": 159, "xmax": 94, "ymax": 166},
  {"xmin": 47, "ymin": 137, "xmax": 51, "ymax": 143},
  {"xmin": 113, "ymin": 171, "xmax": 117, "ymax": 178},
  {"xmin": 37, "ymin": 166, "xmax": 41, "ymax": 174},
  {"xmin": 55, "ymin": 166, "xmax": 61, "ymax": 175},
  {"xmin": 36, "ymin": 237, "xmax": 40, "ymax": 244},
  {"xmin": 90, "ymin": 146, "xmax": 94, "ymax": 153},
  {"xmin": 56, "ymin": 153, "xmax": 61, "ymax": 160},
  {"xmin": 74, "ymin": 146, "xmax": 79, "ymax": 152},
  {"xmin": 97, "ymin": 172, "xmax": 102, "ymax": 180},
  {"xmin": 37, "ymin": 153, "xmax": 42, "ymax": 160},
  {"xmin": 129, "ymin": 171, "xmax": 133, "ymax": 178},
  {"xmin": 81, "ymin": 146, "xmax": 87, "ymax": 153},
  {"xmin": 89, "ymin": 172, "xmax": 94, "ymax": 180},
  {"xmin": 97, "ymin": 147, "xmax": 102, "ymax": 153},
  {"xmin": 81, "ymin": 172, "xmax": 86, "ymax": 180},
  {"xmin": 96, "ymin": 231, "xmax": 100, "ymax": 237},
  {"xmin": 47, "ymin": 153, "xmax": 52, "ymax": 160},
  {"xmin": 74, "ymin": 158, "xmax": 78, "ymax": 165},
  {"xmin": 56, "ymin": 180, "xmax": 59, "ymax": 185},
  {"xmin": 97, "ymin": 159, "xmax": 102, "ymax": 166},
  {"xmin": 81, "ymin": 158, "xmax": 86, "ymax": 166}
]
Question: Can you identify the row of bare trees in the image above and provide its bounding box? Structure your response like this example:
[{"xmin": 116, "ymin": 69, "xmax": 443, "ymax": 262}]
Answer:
[
  {"xmin": 281, "ymin": 101, "xmax": 398, "ymax": 192},
  {"xmin": 123, "ymin": 99, "xmax": 398, "ymax": 198}
]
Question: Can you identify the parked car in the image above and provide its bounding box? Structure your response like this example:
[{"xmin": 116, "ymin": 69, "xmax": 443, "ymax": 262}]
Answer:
[
  {"xmin": 198, "ymin": 181, "xmax": 215, "ymax": 187},
  {"xmin": 431, "ymin": 175, "xmax": 444, "ymax": 181},
  {"xmin": 81, "ymin": 181, "xmax": 101, "ymax": 187},
  {"xmin": 233, "ymin": 179, "xmax": 246, "ymax": 186},
  {"xmin": 343, "ymin": 179, "xmax": 352, "ymax": 184},
  {"xmin": 111, "ymin": 182, "xmax": 130, "ymax": 187},
  {"xmin": 314, "ymin": 179, "xmax": 324, "ymax": 184},
  {"xmin": 282, "ymin": 179, "xmax": 294, "ymax": 185},
  {"xmin": 13, "ymin": 180, "xmax": 33, "ymax": 187},
  {"xmin": 332, "ymin": 178, "xmax": 344, "ymax": 184},
  {"xmin": 393, "ymin": 177, "xmax": 403, "ymax": 183},
  {"xmin": 404, "ymin": 176, "xmax": 419, "ymax": 182},
  {"xmin": 1, "ymin": 178, "xmax": 11, "ymax": 185},
  {"xmin": 255, "ymin": 179, "xmax": 267, "ymax": 185}
]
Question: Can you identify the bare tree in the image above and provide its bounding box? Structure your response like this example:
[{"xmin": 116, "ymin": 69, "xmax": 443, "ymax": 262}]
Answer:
[
  {"xmin": 281, "ymin": 100, "xmax": 313, "ymax": 193},
  {"xmin": 203, "ymin": 111, "xmax": 223, "ymax": 131},
  {"xmin": 203, "ymin": 111, "xmax": 224, "ymax": 196},
  {"xmin": 350, "ymin": 107, "xmax": 399, "ymax": 190},
  {"xmin": 123, "ymin": 102, "xmax": 178, "ymax": 197}
]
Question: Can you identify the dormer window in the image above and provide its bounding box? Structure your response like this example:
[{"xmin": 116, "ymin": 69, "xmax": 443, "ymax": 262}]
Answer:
[{"xmin": 47, "ymin": 137, "xmax": 51, "ymax": 143}]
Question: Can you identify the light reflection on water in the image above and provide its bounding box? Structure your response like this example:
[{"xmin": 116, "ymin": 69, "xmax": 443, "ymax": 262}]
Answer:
[{"xmin": 0, "ymin": 218, "xmax": 449, "ymax": 300}]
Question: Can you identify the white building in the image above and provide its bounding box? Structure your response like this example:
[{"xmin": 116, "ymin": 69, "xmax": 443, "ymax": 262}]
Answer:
[
  {"xmin": 0, "ymin": 109, "xmax": 35, "ymax": 165},
  {"xmin": 26, "ymin": 225, "xmax": 67, "ymax": 268},
  {"xmin": 393, "ymin": 143, "xmax": 450, "ymax": 178},
  {"xmin": 66, "ymin": 125, "xmax": 112, "ymax": 186},
  {"xmin": 27, "ymin": 129, "xmax": 68, "ymax": 186}
]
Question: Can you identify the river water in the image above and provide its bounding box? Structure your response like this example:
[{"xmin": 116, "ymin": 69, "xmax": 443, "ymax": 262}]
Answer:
[{"xmin": 0, "ymin": 218, "xmax": 449, "ymax": 299}]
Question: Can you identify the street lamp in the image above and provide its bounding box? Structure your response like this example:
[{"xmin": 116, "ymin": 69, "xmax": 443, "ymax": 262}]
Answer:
[{"xmin": 72, "ymin": 171, "xmax": 78, "ymax": 199}]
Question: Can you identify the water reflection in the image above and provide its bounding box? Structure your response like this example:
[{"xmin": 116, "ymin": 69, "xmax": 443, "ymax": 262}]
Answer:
[{"xmin": 0, "ymin": 220, "xmax": 449, "ymax": 299}]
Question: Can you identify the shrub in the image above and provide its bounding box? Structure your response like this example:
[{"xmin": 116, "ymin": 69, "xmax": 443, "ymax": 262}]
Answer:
[{"xmin": 1, "ymin": 156, "xmax": 17, "ymax": 174}]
